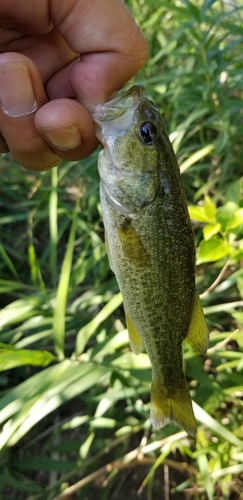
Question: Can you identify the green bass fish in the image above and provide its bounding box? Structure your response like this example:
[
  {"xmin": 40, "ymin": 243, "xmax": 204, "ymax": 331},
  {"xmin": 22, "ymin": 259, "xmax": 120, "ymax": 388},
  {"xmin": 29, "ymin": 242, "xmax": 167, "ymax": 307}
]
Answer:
[{"xmin": 92, "ymin": 85, "xmax": 208, "ymax": 436}]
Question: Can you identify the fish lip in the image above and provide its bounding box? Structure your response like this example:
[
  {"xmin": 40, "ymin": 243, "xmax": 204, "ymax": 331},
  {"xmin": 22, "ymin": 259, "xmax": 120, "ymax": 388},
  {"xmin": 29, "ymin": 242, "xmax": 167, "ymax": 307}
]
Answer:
[
  {"xmin": 90, "ymin": 84, "xmax": 145, "ymax": 124},
  {"xmin": 114, "ymin": 84, "xmax": 145, "ymax": 102}
]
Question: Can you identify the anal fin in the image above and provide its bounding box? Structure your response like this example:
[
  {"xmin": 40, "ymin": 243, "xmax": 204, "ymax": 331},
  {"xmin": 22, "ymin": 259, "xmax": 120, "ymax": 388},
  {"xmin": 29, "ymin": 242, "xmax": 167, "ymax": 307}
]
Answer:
[
  {"xmin": 125, "ymin": 309, "xmax": 143, "ymax": 355},
  {"xmin": 186, "ymin": 294, "xmax": 209, "ymax": 354}
]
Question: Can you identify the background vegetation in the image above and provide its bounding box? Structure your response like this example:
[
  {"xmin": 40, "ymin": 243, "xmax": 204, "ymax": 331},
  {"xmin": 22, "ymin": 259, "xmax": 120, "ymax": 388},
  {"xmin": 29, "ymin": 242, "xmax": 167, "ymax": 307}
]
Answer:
[{"xmin": 0, "ymin": 0, "xmax": 242, "ymax": 498}]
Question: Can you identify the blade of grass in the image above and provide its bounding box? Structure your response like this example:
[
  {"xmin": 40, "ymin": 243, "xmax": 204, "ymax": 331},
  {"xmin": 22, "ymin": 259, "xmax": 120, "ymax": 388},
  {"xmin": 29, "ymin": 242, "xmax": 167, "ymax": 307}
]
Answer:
[
  {"xmin": 74, "ymin": 292, "xmax": 123, "ymax": 356},
  {"xmin": 138, "ymin": 443, "xmax": 172, "ymax": 494},
  {"xmin": 180, "ymin": 144, "xmax": 214, "ymax": 173},
  {"xmin": 49, "ymin": 167, "xmax": 58, "ymax": 285},
  {"xmin": 0, "ymin": 296, "xmax": 42, "ymax": 329},
  {"xmin": 0, "ymin": 360, "xmax": 107, "ymax": 448},
  {"xmin": 197, "ymin": 448, "xmax": 214, "ymax": 500},
  {"xmin": 53, "ymin": 199, "xmax": 79, "ymax": 359},
  {"xmin": 0, "ymin": 243, "xmax": 19, "ymax": 279},
  {"xmin": 193, "ymin": 402, "xmax": 243, "ymax": 449},
  {"xmin": 0, "ymin": 344, "xmax": 56, "ymax": 371}
]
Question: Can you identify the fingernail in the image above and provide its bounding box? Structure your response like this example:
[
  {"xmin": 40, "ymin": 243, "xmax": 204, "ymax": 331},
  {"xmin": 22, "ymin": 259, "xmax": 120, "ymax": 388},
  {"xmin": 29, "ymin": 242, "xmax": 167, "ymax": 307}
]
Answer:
[
  {"xmin": 44, "ymin": 126, "xmax": 82, "ymax": 150},
  {"xmin": 0, "ymin": 62, "xmax": 37, "ymax": 117}
]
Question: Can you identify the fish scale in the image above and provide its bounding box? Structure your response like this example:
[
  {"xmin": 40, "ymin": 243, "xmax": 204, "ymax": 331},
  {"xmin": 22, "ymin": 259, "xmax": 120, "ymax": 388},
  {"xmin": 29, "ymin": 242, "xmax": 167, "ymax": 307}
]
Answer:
[
  {"xmin": 102, "ymin": 187, "xmax": 193, "ymax": 375},
  {"xmin": 92, "ymin": 85, "xmax": 209, "ymax": 436}
]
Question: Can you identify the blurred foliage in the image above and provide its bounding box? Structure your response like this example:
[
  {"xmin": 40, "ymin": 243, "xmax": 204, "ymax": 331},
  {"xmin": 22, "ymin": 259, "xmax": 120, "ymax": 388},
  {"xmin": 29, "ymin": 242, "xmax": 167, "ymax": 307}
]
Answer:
[{"xmin": 0, "ymin": 0, "xmax": 243, "ymax": 499}]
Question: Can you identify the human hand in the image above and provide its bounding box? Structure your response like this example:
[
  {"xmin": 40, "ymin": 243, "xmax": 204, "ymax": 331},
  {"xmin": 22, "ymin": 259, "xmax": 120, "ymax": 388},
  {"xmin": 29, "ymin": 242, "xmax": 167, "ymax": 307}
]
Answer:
[{"xmin": 0, "ymin": 0, "xmax": 148, "ymax": 170}]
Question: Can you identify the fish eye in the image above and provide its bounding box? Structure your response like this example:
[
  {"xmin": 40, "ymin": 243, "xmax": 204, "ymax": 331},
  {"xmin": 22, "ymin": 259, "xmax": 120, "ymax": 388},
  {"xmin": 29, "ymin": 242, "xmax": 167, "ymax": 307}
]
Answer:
[{"xmin": 138, "ymin": 122, "xmax": 157, "ymax": 145}]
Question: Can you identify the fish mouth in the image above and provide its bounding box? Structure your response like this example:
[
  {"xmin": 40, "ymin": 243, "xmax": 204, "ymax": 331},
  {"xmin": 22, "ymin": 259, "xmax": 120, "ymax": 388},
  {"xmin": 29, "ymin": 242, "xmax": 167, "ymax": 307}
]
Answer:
[{"xmin": 90, "ymin": 85, "xmax": 146, "ymax": 141}]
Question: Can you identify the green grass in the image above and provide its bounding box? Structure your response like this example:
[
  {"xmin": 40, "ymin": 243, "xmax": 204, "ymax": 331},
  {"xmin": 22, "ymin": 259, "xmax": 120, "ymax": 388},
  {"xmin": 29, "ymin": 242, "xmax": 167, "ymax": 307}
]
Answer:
[{"xmin": 0, "ymin": 1, "xmax": 243, "ymax": 498}]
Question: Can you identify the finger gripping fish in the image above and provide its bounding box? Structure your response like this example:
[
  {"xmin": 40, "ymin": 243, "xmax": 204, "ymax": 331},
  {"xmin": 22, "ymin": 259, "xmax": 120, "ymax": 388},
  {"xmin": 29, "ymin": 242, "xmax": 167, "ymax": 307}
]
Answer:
[{"xmin": 92, "ymin": 85, "xmax": 208, "ymax": 436}]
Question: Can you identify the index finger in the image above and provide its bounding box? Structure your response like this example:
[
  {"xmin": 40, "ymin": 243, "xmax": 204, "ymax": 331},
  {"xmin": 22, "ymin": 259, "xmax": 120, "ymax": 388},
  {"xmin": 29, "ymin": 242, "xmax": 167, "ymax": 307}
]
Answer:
[{"xmin": 48, "ymin": 0, "xmax": 148, "ymax": 106}]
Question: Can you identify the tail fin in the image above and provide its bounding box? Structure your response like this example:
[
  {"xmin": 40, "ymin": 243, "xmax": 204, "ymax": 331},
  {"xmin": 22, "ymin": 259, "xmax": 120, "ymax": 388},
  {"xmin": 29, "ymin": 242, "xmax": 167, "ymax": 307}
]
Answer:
[{"xmin": 151, "ymin": 378, "xmax": 197, "ymax": 436}]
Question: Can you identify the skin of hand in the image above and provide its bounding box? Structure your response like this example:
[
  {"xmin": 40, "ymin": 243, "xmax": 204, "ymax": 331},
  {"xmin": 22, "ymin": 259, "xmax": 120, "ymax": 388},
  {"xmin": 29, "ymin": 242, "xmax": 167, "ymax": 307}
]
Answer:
[{"xmin": 0, "ymin": 0, "xmax": 148, "ymax": 171}]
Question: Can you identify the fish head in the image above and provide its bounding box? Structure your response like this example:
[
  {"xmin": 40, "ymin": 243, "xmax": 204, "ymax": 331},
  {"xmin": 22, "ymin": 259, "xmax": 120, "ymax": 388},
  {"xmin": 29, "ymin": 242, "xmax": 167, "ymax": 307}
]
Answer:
[{"xmin": 91, "ymin": 85, "xmax": 165, "ymax": 217}]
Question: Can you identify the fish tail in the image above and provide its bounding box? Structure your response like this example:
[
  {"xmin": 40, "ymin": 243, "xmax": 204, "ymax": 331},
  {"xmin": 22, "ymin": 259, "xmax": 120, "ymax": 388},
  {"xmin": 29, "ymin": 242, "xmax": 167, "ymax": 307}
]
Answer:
[{"xmin": 151, "ymin": 378, "xmax": 197, "ymax": 436}]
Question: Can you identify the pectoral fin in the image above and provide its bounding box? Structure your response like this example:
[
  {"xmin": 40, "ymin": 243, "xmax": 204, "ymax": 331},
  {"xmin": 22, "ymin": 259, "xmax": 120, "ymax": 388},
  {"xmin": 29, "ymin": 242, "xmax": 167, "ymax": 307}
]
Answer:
[
  {"xmin": 186, "ymin": 294, "xmax": 209, "ymax": 354},
  {"xmin": 117, "ymin": 220, "xmax": 149, "ymax": 268},
  {"xmin": 125, "ymin": 309, "xmax": 143, "ymax": 355}
]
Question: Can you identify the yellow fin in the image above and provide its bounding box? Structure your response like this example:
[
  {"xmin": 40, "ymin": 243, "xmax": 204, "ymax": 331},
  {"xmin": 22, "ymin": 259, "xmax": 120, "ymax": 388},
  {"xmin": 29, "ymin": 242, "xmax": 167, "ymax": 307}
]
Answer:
[
  {"xmin": 117, "ymin": 219, "xmax": 149, "ymax": 268},
  {"xmin": 125, "ymin": 309, "xmax": 143, "ymax": 355},
  {"xmin": 151, "ymin": 378, "xmax": 196, "ymax": 436},
  {"xmin": 186, "ymin": 294, "xmax": 209, "ymax": 354}
]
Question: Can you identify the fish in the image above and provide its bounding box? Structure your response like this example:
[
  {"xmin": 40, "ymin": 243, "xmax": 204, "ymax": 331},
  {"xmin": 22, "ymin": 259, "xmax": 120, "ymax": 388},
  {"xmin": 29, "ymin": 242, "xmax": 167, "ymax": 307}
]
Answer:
[{"xmin": 91, "ymin": 85, "xmax": 208, "ymax": 436}]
